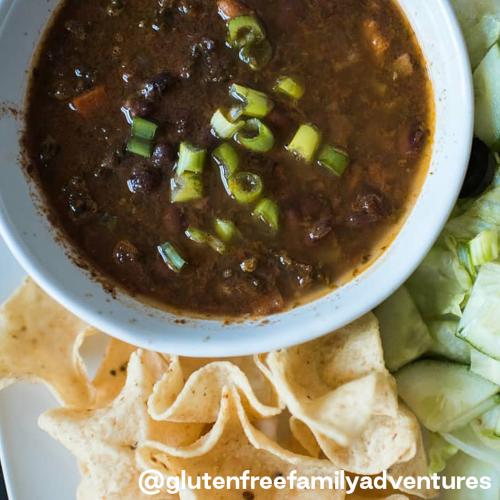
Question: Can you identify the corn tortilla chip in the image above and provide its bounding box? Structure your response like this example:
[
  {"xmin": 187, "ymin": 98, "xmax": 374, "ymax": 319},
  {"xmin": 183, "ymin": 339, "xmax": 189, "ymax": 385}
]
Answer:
[
  {"xmin": 39, "ymin": 350, "xmax": 203, "ymax": 499},
  {"xmin": 149, "ymin": 359, "xmax": 283, "ymax": 423},
  {"xmin": 140, "ymin": 387, "xmax": 345, "ymax": 499},
  {"xmin": 264, "ymin": 313, "xmax": 397, "ymax": 446},
  {"xmin": 0, "ymin": 279, "xmax": 94, "ymax": 406}
]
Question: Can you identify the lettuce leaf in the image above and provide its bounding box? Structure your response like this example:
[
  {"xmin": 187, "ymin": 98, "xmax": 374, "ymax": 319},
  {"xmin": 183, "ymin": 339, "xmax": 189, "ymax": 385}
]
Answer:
[
  {"xmin": 428, "ymin": 320, "xmax": 471, "ymax": 364},
  {"xmin": 406, "ymin": 245, "xmax": 472, "ymax": 320}
]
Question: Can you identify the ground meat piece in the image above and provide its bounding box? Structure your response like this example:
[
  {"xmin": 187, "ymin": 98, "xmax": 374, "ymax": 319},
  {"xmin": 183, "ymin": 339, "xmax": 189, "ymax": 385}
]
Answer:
[
  {"xmin": 216, "ymin": 0, "xmax": 250, "ymax": 20},
  {"xmin": 347, "ymin": 189, "xmax": 391, "ymax": 225}
]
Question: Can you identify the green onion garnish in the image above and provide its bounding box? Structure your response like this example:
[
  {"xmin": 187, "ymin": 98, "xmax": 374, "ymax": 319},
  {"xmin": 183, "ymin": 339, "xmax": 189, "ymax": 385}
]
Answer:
[
  {"xmin": 469, "ymin": 229, "xmax": 499, "ymax": 267},
  {"xmin": 210, "ymin": 108, "xmax": 245, "ymax": 139},
  {"xmin": 212, "ymin": 142, "xmax": 239, "ymax": 195},
  {"xmin": 286, "ymin": 123, "xmax": 322, "ymax": 163},
  {"xmin": 253, "ymin": 198, "xmax": 279, "ymax": 232},
  {"xmin": 131, "ymin": 117, "xmax": 158, "ymax": 141},
  {"xmin": 274, "ymin": 76, "xmax": 305, "ymax": 100},
  {"xmin": 185, "ymin": 227, "xmax": 226, "ymax": 254},
  {"xmin": 317, "ymin": 145, "xmax": 350, "ymax": 176},
  {"xmin": 157, "ymin": 242, "xmax": 186, "ymax": 273},
  {"xmin": 227, "ymin": 15, "xmax": 265, "ymax": 49},
  {"xmin": 239, "ymin": 39, "xmax": 272, "ymax": 71},
  {"xmin": 214, "ymin": 218, "xmax": 237, "ymax": 242},
  {"xmin": 234, "ymin": 118, "xmax": 274, "ymax": 153},
  {"xmin": 228, "ymin": 171, "xmax": 263, "ymax": 204},
  {"xmin": 176, "ymin": 142, "xmax": 207, "ymax": 175},
  {"xmin": 229, "ymin": 84, "xmax": 274, "ymax": 118},
  {"xmin": 126, "ymin": 137, "xmax": 153, "ymax": 158},
  {"xmin": 170, "ymin": 172, "xmax": 203, "ymax": 202}
]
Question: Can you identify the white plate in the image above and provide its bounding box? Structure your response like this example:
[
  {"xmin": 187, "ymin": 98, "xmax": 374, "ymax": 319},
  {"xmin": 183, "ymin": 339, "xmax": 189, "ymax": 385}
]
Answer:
[{"xmin": 0, "ymin": 236, "xmax": 79, "ymax": 499}]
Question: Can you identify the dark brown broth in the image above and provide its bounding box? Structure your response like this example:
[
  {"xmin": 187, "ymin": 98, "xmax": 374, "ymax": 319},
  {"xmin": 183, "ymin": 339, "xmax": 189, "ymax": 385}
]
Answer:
[{"xmin": 24, "ymin": 0, "xmax": 433, "ymax": 317}]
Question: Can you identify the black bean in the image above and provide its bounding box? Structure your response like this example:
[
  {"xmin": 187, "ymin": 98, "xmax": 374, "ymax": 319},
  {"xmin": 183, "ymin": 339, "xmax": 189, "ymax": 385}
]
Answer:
[
  {"xmin": 64, "ymin": 177, "xmax": 97, "ymax": 218},
  {"xmin": 347, "ymin": 189, "xmax": 390, "ymax": 225},
  {"xmin": 124, "ymin": 97, "xmax": 155, "ymax": 118},
  {"xmin": 140, "ymin": 71, "xmax": 174, "ymax": 100},
  {"xmin": 151, "ymin": 143, "xmax": 175, "ymax": 168},
  {"xmin": 127, "ymin": 168, "xmax": 160, "ymax": 194},
  {"xmin": 460, "ymin": 138, "xmax": 496, "ymax": 199},
  {"xmin": 39, "ymin": 136, "xmax": 60, "ymax": 166},
  {"xmin": 308, "ymin": 218, "xmax": 333, "ymax": 242}
]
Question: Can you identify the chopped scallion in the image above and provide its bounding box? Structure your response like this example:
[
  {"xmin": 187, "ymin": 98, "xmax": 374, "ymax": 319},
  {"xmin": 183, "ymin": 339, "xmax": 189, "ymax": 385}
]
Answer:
[
  {"xmin": 228, "ymin": 171, "xmax": 263, "ymax": 204},
  {"xmin": 185, "ymin": 226, "xmax": 226, "ymax": 254},
  {"xmin": 131, "ymin": 117, "xmax": 158, "ymax": 141},
  {"xmin": 212, "ymin": 143, "xmax": 239, "ymax": 195},
  {"xmin": 176, "ymin": 142, "xmax": 207, "ymax": 175},
  {"xmin": 157, "ymin": 242, "xmax": 186, "ymax": 273},
  {"xmin": 239, "ymin": 39, "xmax": 272, "ymax": 71},
  {"xmin": 170, "ymin": 172, "xmax": 203, "ymax": 202},
  {"xmin": 211, "ymin": 108, "xmax": 245, "ymax": 139},
  {"xmin": 317, "ymin": 145, "xmax": 350, "ymax": 176},
  {"xmin": 229, "ymin": 83, "xmax": 274, "ymax": 118},
  {"xmin": 234, "ymin": 118, "xmax": 274, "ymax": 153},
  {"xmin": 253, "ymin": 198, "xmax": 279, "ymax": 232},
  {"xmin": 274, "ymin": 76, "xmax": 305, "ymax": 100},
  {"xmin": 469, "ymin": 229, "xmax": 499, "ymax": 267},
  {"xmin": 214, "ymin": 218, "xmax": 237, "ymax": 242},
  {"xmin": 227, "ymin": 15, "xmax": 265, "ymax": 49},
  {"xmin": 286, "ymin": 124, "xmax": 322, "ymax": 163},
  {"xmin": 126, "ymin": 137, "xmax": 153, "ymax": 158}
]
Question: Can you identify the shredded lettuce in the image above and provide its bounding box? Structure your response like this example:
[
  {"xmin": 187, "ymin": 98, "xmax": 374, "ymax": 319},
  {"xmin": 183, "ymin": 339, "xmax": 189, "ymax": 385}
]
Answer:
[
  {"xmin": 428, "ymin": 320, "xmax": 471, "ymax": 364},
  {"xmin": 406, "ymin": 245, "xmax": 472, "ymax": 320},
  {"xmin": 471, "ymin": 405, "xmax": 500, "ymax": 451},
  {"xmin": 428, "ymin": 432, "xmax": 459, "ymax": 474},
  {"xmin": 458, "ymin": 262, "xmax": 500, "ymax": 360},
  {"xmin": 439, "ymin": 450, "xmax": 500, "ymax": 499},
  {"xmin": 375, "ymin": 287, "xmax": 434, "ymax": 372},
  {"xmin": 471, "ymin": 349, "xmax": 500, "ymax": 385},
  {"xmin": 445, "ymin": 186, "xmax": 500, "ymax": 240}
]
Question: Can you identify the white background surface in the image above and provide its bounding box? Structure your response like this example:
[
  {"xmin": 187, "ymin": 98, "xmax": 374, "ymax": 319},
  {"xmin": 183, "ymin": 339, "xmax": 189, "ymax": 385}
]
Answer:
[{"xmin": 0, "ymin": 236, "xmax": 80, "ymax": 500}]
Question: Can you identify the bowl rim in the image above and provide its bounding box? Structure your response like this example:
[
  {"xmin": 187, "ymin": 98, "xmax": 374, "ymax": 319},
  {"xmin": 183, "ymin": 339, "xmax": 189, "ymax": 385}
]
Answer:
[{"xmin": 0, "ymin": 0, "xmax": 474, "ymax": 356}]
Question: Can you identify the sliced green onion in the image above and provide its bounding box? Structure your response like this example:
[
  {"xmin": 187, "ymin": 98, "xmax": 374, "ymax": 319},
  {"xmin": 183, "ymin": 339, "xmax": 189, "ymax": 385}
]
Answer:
[
  {"xmin": 229, "ymin": 106, "xmax": 244, "ymax": 121},
  {"xmin": 317, "ymin": 145, "xmax": 350, "ymax": 176},
  {"xmin": 185, "ymin": 226, "xmax": 207, "ymax": 244},
  {"xmin": 253, "ymin": 198, "xmax": 279, "ymax": 232},
  {"xmin": 274, "ymin": 76, "xmax": 305, "ymax": 100},
  {"xmin": 228, "ymin": 171, "xmax": 263, "ymax": 204},
  {"xmin": 212, "ymin": 143, "xmax": 240, "ymax": 175},
  {"xmin": 239, "ymin": 39, "xmax": 272, "ymax": 71},
  {"xmin": 457, "ymin": 242, "xmax": 476, "ymax": 278},
  {"xmin": 214, "ymin": 218, "xmax": 237, "ymax": 242},
  {"xmin": 157, "ymin": 242, "xmax": 186, "ymax": 273},
  {"xmin": 212, "ymin": 143, "xmax": 239, "ymax": 195},
  {"xmin": 176, "ymin": 142, "xmax": 206, "ymax": 175},
  {"xmin": 170, "ymin": 172, "xmax": 203, "ymax": 202},
  {"xmin": 185, "ymin": 226, "xmax": 226, "ymax": 254},
  {"xmin": 131, "ymin": 117, "xmax": 158, "ymax": 141},
  {"xmin": 210, "ymin": 108, "xmax": 245, "ymax": 139},
  {"xmin": 234, "ymin": 118, "xmax": 274, "ymax": 153},
  {"xmin": 227, "ymin": 15, "xmax": 265, "ymax": 49},
  {"xmin": 126, "ymin": 137, "xmax": 152, "ymax": 158},
  {"xmin": 286, "ymin": 123, "xmax": 322, "ymax": 163},
  {"xmin": 229, "ymin": 83, "xmax": 274, "ymax": 118},
  {"xmin": 469, "ymin": 229, "xmax": 499, "ymax": 267}
]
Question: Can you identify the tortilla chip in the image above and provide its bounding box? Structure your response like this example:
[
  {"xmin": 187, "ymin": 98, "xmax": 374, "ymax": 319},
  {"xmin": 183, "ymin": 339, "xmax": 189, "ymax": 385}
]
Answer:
[
  {"xmin": 39, "ymin": 350, "xmax": 202, "ymax": 499},
  {"xmin": 92, "ymin": 338, "xmax": 136, "ymax": 406},
  {"xmin": 140, "ymin": 387, "xmax": 345, "ymax": 499},
  {"xmin": 389, "ymin": 428, "xmax": 438, "ymax": 499},
  {"xmin": 313, "ymin": 405, "xmax": 418, "ymax": 474},
  {"xmin": 289, "ymin": 416, "xmax": 322, "ymax": 458},
  {"xmin": 0, "ymin": 279, "xmax": 94, "ymax": 406},
  {"xmin": 148, "ymin": 358, "xmax": 283, "ymax": 423},
  {"xmin": 264, "ymin": 313, "xmax": 397, "ymax": 446}
]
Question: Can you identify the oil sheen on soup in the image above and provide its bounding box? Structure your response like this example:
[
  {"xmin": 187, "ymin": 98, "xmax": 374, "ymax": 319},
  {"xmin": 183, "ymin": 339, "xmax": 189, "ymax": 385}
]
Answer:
[{"xmin": 24, "ymin": 0, "xmax": 434, "ymax": 317}]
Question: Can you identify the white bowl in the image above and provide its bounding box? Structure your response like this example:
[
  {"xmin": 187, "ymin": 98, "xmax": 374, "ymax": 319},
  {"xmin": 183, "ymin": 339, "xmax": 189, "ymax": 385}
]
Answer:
[{"xmin": 0, "ymin": 0, "xmax": 473, "ymax": 357}]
